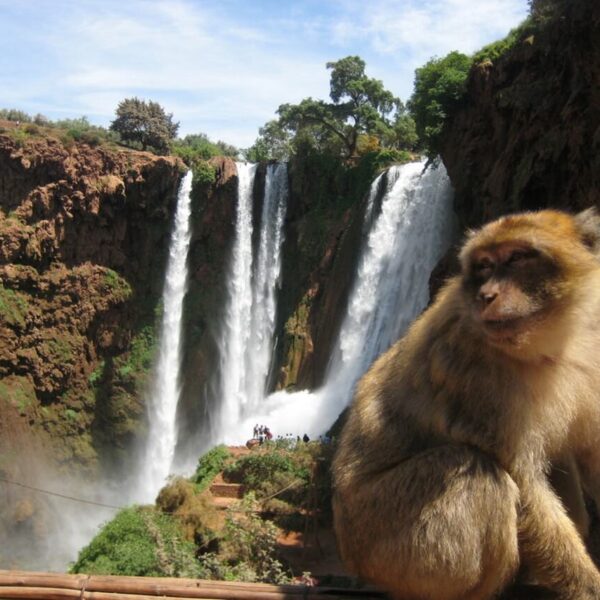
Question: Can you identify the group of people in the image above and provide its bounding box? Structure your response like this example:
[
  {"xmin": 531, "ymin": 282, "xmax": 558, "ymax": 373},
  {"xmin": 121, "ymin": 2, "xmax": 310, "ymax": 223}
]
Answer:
[
  {"xmin": 252, "ymin": 424, "xmax": 273, "ymax": 442},
  {"xmin": 249, "ymin": 426, "xmax": 331, "ymax": 446}
]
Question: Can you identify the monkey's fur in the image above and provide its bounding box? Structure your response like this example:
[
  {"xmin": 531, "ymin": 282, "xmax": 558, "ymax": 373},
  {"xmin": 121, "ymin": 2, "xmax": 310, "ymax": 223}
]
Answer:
[{"xmin": 332, "ymin": 209, "xmax": 600, "ymax": 600}]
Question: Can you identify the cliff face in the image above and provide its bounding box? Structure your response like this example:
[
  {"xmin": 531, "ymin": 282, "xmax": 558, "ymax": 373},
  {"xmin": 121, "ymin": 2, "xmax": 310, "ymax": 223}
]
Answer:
[
  {"xmin": 441, "ymin": 0, "xmax": 600, "ymax": 227},
  {"xmin": 0, "ymin": 127, "xmax": 183, "ymax": 475}
]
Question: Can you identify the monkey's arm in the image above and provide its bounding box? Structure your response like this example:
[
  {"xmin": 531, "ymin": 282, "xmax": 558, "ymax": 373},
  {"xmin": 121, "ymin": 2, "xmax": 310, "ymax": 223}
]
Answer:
[
  {"xmin": 550, "ymin": 453, "xmax": 590, "ymax": 538},
  {"xmin": 575, "ymin": 446, "xmax": 600, "ymax": 512},
  {"xmin": 516, "ymin": 469, "xmax": 600, "ymax": 598}
]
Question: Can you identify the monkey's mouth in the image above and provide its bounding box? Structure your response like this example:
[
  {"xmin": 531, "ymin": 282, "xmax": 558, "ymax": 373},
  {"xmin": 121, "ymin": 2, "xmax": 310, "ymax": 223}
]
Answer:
[{"xmin": 482, "ymin": 317, "xmax": 525, "ymax": 338}]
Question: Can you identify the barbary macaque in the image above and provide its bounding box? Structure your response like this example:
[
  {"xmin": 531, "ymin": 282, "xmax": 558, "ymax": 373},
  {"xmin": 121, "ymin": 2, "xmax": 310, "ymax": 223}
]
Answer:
[{"xmin": 332, "ymin": 209, "xmax": 600, "ymax": 600}]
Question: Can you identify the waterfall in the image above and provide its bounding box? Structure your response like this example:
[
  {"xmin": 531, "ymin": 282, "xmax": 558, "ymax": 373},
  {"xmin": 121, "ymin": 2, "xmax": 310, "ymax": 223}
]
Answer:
[
  {"xmin": 139, "ymin": 170, "xmax": 193, "ymax": 500},
  {"xmin": 325, "ymin": 160, "xmax": 454, "ymax": 400},
  {"xmin": 223, "ymin": 161, "xmax": 455, "ymax": 439},
  {"xmin": 245, "ymin": 164, "xmax": 288, "ymax": 409},
  {"xmin": 215, "ymin": 163, "xmax": 288, "ymax": 443}
]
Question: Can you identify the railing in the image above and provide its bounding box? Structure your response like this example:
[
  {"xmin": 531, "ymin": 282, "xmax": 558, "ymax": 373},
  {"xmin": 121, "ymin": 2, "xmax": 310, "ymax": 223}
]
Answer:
[{"xmin": 0, "ymin": 570, "xmax": 385, "ymax": 600}]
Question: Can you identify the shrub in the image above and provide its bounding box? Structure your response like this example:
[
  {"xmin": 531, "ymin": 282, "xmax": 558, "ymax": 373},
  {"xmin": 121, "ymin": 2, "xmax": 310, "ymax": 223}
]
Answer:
[
  {"xmin": 156, "ymin": 476, "xmax": 219, "ymax": 543},
  {"xmin": 114, "ymin": 325, "xmax": 156, "ymax": 383},
  {"xmin": 70, "ymin": 506, "xmax": 202, "ymax": 577},
  {"xmin": 0, "ymin": 108, "xmax": 32, "ymax": 123},
  {"xmin": 473, "ymin": 19, "xmax": 535, "ymax": 65},
  {"xmin": 216, "ymin": 494, "xmax": 292, "ymax": 584},
  {"xmin": 103, "ymin": 268, "xmax": 132, "ymax": 300},
  {"xmin": 192, "ymin": 445, "xmax": 231, "ymax": 491},
  {"xmin": 223, "ymin": 447, "xmax": 310, "ymax": 506},
  {"xmin": 192, "ymin": 160, "xmax": 217, "ymax": 187},
  {"xmin": 172, "ymin": 133, "xmax": 237, "ymax": 163},
  {"xmin": 23, "ymin": 123, "xmax": 40, "ymax": 135}
]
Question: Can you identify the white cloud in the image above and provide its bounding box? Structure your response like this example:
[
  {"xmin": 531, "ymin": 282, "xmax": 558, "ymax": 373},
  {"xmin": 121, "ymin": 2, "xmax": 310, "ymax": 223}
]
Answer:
[
  {"xmin": 331, "ymin": 0, "xmax": 527, "ymax": 58},
  {"xmin": 0, "ymin": 0, "xmax": 528, "ymax": 146}
]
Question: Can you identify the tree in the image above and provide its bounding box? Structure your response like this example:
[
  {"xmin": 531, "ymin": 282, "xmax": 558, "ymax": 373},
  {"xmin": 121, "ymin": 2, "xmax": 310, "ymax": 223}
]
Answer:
[
  {"xmin": 408, "ymin": 51, "xmax": 472, "ymax": 158},
  {"xmin": 243, "ymin": 119, "xmax": 293, "ymax": 162},
  {"xmin": 110, "ymin": 98, "xmax": 179, "ymax": 155},
  {"xmin": 276, "ymin": 56, "xmax": 398, "ymax": 159},
  {"xmin": 173, "ymin": 133, "xmax": 238, "ymax": 162}
]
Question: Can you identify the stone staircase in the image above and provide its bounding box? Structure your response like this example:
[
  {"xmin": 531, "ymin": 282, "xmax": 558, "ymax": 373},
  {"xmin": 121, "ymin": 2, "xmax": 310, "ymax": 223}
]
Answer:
[{"xmin": 209, "ymin": 446, "xmax": 249, "ymax": 509}]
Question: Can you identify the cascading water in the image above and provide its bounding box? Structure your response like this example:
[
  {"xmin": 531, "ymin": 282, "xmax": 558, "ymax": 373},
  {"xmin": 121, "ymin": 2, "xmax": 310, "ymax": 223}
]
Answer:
[
  {"xmin": 138, "ymin": 170, "xmax": 193, "ymax": 500},
  {"xmin": 324, "ymin": 160, "xmax": 455, "ymax": 404},
  {"xmin": 214, "ymin": 163, "xmax": 288, "ymax": 443},
  {"xmin": 245, "ymin": 164, "xmax": 288, "ymax": 410},
  {"xmin": 224, "ymin": 160, "xmax": 455, "ymax": 439}
]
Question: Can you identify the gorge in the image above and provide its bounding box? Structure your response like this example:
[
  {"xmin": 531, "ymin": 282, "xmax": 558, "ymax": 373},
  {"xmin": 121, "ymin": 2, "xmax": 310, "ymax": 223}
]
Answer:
[{"xmin": 0, "ymin": 0, "xmax": 598, "ymax": 577}]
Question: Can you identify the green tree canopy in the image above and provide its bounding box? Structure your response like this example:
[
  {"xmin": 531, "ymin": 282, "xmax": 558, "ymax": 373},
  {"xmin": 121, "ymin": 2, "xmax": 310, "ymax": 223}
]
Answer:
[
  {"xmin": 110, "ymin": 98, "xmax": 179, "ymax": 155},
  {"xmin": 408, "ymin": 51, "xmax": 472, "ymax": 158},
  {"xmin": 247, "ymin": 56, "xmax": 400, "ymax": 161},
  {"xmin": 243, "ymin": 120, "xmax": 293, "ymax": 162},
  {"xmin": 173, "ymin": 133, "xmax": 238, "ymax": 163}
]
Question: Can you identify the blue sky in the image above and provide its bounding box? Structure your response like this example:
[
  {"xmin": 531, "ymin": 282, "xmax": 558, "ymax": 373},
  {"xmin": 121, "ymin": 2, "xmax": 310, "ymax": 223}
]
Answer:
[{"xmin": 0, "ymin": 0, "xmax": 528, "ymax": 147}]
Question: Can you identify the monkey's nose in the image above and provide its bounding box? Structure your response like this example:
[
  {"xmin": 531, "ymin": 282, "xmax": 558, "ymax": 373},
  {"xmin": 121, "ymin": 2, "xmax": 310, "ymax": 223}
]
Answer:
[{"xmin": 478, "ymin": 290, "xmax": 498, "ymax": 305}]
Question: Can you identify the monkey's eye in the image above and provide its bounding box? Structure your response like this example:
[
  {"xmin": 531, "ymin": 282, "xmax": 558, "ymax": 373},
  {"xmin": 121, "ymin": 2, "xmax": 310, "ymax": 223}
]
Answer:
[
  {"xmin": 473, "ymin": 258, "xmax": 494, "ymax": 277},
  {"xmin": 507, "ymin": 248, "xmax": 538, "ymax": 265}
]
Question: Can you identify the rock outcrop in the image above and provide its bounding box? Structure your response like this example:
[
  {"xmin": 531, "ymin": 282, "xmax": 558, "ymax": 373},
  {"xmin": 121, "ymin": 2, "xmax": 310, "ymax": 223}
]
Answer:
[
  {"xmin": 441, "ymin": 0, "xmax": 600, "ymax": 227},
  {"xmin": 0, "ymin": 127, "xmax": 183, "ymax": 474}
]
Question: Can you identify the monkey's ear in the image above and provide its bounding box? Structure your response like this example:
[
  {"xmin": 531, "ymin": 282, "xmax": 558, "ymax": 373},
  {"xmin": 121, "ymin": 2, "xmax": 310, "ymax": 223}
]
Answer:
[{"xmin": 574, "ymin": 208, "xmax": 600, "ymax": 254}]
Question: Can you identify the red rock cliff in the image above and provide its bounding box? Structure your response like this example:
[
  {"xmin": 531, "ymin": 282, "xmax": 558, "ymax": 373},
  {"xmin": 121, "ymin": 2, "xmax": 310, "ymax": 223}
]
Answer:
[{"xmin": 0, "ymin": 126, "xmax": 183, "ymax": 474}]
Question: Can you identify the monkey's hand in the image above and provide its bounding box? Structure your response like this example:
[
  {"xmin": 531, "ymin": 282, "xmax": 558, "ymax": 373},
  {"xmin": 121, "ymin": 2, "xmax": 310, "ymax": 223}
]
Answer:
[{"xmin": 516, "ymin": 472, "xmax": 600, "ymax": 599}]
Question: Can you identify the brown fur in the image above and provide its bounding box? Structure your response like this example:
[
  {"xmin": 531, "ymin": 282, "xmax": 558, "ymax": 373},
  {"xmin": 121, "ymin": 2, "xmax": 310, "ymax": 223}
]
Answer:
[{"xmin": 333, "ymin": 209, "xmax": 600, "ymax": 599}]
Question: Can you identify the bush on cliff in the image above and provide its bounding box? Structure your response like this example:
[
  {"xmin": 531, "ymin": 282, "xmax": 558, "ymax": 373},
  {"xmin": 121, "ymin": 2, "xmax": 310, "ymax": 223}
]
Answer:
[
  {"xmin": 409, "ymin": 51, "xmax": 472, "ymax": 159},
  {"xmin": 192, "ymin": 444, "xmax": 231, "ymax": 491},
  {"xmin": 472, "ymin": 19, "xmax": 535, "ymax": 65},
  {"xmin": 70, "ymin": 506, "xmax": 202, "ymax": 577},
  {"xmin": 156, "ymin": 476, "xmax": 219, "ymax": 545},
  {"xmin": 173, "ymin": 133, "xmax": 238, "ymax": 164}
]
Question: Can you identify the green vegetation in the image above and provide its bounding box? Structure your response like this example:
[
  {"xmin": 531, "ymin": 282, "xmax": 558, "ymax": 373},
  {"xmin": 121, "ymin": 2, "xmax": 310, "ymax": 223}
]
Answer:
[
  {"xmin": 110, "ymin": 97, "xmax": 179, "ymax": 155},
  {"xmin": 408, "ymin": 51, "xmax": 473, "ymax": 159},
  {"xmin": 192, "ymin": 445, "xmax": 231, "ymax": 491},
  {"xmin": 70, "ymin": 506, "xmax": 202, "ymax": 577},
  {"xmin": 224, "ymin": 449, "xmax": 309, "ymax": 502},
  {"xmin": 191, "ymin": 160, "xmax": 217, "ymax": 188},
  {"xmin": 0, "ymin": 108, "xmax": 32, "ymax": 123},
  {"xmin": 211, "ymin": 494, "xmax": 290, "ymax": 583},
  {"xmin": 103, "ymin": 268, "xmax": 133, "ymax": 301},
  {"xmin": 473, "ymin": 19, "xmax": 535, "ymax": 65},
  {"xmin": 0, "ymin": 283, "xmax": 29, "ymax": 327},
  {"xmin": 246, "ymin": 55, "xmax": 416, "ymax": 162},
  {"xmin": 172, "ymin": 133, "xmax": 238, "ymax": 164},
  {"xmin": 47, "ymin": 338, "xmax": 73, "ymax": 363},
  {"xmin": 0, "ymin": 376, "xmax": 36, "ymax": 414},
  {"xmin": 73, "ymin": 441, "xmax": 334, "ymax": 583},
  {"xmin": 115, "ymin": 325, "xmax": 157, "ymax": 382},
  {"xmin": 0, "ymin": 110, "xmax": 120, "ymax": 148},
  {"xmin": 156, "ymin": 477, "xmax": 219, "ymax": 544}
]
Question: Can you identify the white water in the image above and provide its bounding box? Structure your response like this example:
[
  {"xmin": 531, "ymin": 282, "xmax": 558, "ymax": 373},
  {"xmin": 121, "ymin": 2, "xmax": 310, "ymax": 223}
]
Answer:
[
  {"xmin": 215, "ymin": 163, "xmax": 288, "ymax": 443},
  {"xmin": 222, "ymin": 161, "xmax": 455, "ymax": 441},
  {"xmin": 246, "ymin": 164, "xmax": 288, "ymax": 410},
  {"xmin": 138, "ymin": 170, "xmax": 193, "ymax": 500}
]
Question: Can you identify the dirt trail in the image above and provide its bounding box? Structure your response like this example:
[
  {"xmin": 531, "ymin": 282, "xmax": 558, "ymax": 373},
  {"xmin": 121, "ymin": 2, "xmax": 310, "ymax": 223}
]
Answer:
[{"xmin": 206, "ymin": 446, "xmax": 350, "ymax": 579}]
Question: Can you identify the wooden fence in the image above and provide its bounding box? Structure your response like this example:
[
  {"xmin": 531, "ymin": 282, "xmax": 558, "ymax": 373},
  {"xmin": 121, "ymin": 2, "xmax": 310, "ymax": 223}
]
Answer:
[{"xmin": 0, "ymin": 571, "xmax": 385, "ymax": 600}]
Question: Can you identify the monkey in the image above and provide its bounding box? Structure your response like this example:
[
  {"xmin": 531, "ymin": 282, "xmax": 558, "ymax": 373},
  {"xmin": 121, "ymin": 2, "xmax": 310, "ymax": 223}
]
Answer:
[{"xmin": 332, "ymin": 209, "xmax": 600, "ymax": 600}]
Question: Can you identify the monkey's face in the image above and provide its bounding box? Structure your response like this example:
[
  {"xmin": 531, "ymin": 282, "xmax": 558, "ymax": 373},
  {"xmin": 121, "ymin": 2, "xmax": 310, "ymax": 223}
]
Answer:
[
  {"xmin": 464, "ymin": 242, "xmax": 557, "ymax": 345},
  {"xmin": 460, "ymin": 210, "xmax": 599, "ymax": 353}
]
